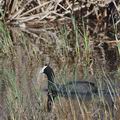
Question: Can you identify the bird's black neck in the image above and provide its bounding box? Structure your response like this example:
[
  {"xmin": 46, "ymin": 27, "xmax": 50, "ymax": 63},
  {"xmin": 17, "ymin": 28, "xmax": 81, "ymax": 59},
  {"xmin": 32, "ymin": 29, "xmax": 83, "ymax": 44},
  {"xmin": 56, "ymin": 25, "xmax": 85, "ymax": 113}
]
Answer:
[
  {"xmin": 46, "ymin": 71, "xmax": 54, "ymax": 83},
  {"xmin": 45, "ymin": 71, "xmax": 55, "ymax": 91}
]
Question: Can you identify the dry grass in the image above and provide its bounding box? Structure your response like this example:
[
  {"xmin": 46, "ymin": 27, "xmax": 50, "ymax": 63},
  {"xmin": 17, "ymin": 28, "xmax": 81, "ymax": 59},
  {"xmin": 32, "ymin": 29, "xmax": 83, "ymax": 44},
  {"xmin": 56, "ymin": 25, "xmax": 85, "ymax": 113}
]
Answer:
[{"xmin": 0, "ymin": 0, "xmax": 120, "ymax": 120}]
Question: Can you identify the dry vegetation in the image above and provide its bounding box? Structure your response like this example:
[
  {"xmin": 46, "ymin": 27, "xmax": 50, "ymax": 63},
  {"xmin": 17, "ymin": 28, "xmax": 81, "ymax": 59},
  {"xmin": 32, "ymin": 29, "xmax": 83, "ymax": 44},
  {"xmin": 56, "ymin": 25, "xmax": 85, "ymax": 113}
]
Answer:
[{"xmin": 0, "ymin": 0, "xmax": 120, "ymax": 120}]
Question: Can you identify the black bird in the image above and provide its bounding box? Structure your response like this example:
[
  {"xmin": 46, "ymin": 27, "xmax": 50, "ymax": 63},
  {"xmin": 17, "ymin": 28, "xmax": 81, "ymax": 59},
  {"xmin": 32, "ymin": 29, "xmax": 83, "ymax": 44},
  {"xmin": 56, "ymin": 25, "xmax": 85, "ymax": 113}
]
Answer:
[
  {"xmin": 40, "ymin": 65, "xmax": 98, "ymax": 112},
  {"xmin": 40, "ymin": 65, "xmax": 118, "ymax": 119}
]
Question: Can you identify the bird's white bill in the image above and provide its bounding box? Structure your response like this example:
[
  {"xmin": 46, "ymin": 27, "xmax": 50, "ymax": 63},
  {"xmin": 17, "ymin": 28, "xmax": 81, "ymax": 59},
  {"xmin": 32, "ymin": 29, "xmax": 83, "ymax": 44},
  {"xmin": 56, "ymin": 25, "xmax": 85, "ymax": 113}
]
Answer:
[{"xmin": 40, "ymin": 65, "xmax": 47, "ymax": 73}]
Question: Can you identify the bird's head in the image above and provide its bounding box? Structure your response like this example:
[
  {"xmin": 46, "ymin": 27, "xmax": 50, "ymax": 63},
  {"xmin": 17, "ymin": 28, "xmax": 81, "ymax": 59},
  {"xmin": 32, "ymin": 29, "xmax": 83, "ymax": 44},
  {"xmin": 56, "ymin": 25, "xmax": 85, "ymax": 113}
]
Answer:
[
  {"xmin": 40, "ymin": 65, "xmax": 53, "ymax": 74},
  {"xmin": 40, "ymin": 65, "xmax": 55, "ymax": 81}
]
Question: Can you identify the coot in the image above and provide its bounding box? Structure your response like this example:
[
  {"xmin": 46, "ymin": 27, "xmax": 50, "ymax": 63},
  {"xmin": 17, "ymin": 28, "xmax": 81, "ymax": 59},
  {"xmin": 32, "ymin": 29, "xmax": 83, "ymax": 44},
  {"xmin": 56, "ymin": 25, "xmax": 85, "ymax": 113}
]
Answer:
[{"xmin": 40, "ymin": 65, "xmax": 98, "ymax": 111}]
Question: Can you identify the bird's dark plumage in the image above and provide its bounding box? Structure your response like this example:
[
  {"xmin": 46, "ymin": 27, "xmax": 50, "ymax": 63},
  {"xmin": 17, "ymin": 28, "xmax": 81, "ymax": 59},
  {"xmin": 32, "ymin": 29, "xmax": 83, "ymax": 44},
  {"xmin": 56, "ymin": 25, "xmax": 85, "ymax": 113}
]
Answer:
[
  {"xmin": 41, "ymin": 65, "xmax": 98, "ymax": 111},
  {"xmin": 40, "ymin": 65, "xmax": 118, "ymax": 119}
]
